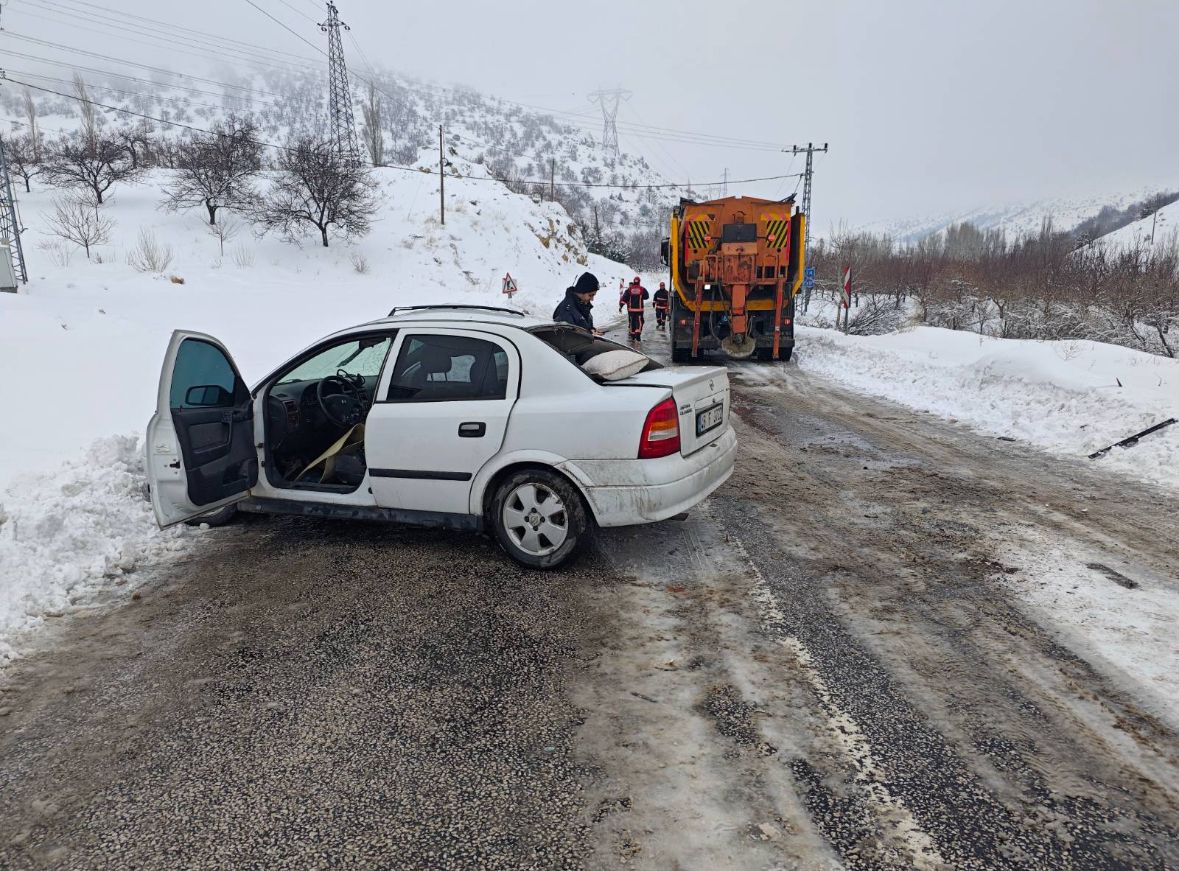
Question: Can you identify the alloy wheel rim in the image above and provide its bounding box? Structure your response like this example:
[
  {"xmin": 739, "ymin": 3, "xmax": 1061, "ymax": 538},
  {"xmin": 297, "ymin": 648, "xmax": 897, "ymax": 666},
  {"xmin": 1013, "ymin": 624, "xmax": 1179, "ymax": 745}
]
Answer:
[{"xmin": 502, "ymin": 483, "xmax": 569, "ymax": 557}]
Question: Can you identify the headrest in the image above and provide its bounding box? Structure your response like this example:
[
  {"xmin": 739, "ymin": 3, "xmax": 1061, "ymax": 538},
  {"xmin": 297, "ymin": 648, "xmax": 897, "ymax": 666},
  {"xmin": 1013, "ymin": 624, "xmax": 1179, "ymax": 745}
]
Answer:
[{"xmin": 419, "ymin": 345, "xmax": 454, "ymax": 375}]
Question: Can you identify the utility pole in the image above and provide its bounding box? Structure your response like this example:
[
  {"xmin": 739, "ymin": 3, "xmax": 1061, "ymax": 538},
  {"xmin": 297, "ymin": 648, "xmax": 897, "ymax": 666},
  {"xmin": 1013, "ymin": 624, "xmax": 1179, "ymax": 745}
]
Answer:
[
  {"xmin": 722, "ymin": 167, "xmax": 728, "ymax": 197},
  {"xmin": 438, "ymin": 125, "xmax": 445, "ymax": 226},
  {"xmin": 0, "ymin": 137, "xmax": 28, "ymax": 290},
  {"xmin": 549, "ymin": 158, "xmax": 556, "ymax": 202},
  {"xmin": 320, "ymin": 1, "xmax": 360, "ymax": 164},
  {"xmin": 786, "ymin": 142, "xmax": 828, "ymax": 310},
  {"xmin": 587, "ymin": 88, "xmax": 632, "ymax": 159}
]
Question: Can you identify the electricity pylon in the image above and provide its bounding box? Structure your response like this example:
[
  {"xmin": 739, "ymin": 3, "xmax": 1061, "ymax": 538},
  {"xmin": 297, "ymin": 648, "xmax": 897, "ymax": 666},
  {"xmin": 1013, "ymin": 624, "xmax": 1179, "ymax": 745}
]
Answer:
[
  {"xmin": 320, "ymin": 1, "xmax": 360, "ymax": 164},
  {"xmin": 588, "ymin": 88, "xmax": 632, "ymax": 158},
  {"xmin": 0, "ymin": 138, "xmax": 27, "ymax": 288}
]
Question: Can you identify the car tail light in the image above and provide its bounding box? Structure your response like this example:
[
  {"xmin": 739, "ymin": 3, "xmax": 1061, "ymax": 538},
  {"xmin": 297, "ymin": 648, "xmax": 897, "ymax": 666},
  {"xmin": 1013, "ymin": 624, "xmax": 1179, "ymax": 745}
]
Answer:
[{"xmin": 638, "ymin": 398, "xmax": 680, "ymax": 459}]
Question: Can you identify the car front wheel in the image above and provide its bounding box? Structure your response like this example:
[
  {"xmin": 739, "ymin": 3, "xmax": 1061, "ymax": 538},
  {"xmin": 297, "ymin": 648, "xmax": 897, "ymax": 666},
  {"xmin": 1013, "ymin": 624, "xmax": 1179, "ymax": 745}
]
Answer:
[{"xmin": 491, "ymin": 469, "xmax": 589, "ymax": 569}]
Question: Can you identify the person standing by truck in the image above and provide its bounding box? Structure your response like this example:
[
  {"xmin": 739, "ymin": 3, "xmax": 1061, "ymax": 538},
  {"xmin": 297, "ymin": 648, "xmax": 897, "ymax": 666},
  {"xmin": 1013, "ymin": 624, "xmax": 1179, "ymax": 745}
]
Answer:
[
  {"xmin": 619, "ymin": 277, "xmax": 649, "ymax": 342},
  {"xmin": 652, "ymin": 281, "xmax": 670, "ymax": 330}
]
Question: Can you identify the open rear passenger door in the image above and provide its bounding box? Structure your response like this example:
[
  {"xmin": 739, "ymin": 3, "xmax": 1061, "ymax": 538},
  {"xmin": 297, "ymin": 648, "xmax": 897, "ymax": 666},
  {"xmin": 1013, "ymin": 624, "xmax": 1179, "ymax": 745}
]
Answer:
[{"xmin": 146, "ymin": 330, "xmax": 257, "ymax": 528}]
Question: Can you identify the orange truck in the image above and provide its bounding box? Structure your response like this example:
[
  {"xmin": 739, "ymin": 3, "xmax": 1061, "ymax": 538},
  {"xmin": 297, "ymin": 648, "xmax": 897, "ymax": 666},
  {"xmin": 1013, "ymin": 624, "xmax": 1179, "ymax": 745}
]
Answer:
[{"xmin": 661, "ymin": 195, "xmax": 805, "ymax": 362}]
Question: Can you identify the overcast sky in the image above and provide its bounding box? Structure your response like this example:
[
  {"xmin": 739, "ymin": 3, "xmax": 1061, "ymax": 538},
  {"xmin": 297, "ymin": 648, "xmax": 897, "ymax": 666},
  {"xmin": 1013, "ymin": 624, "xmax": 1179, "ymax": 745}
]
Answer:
[{"xmin": 6, "ymin": 0, "xmax": 1177, "ymax": 226}]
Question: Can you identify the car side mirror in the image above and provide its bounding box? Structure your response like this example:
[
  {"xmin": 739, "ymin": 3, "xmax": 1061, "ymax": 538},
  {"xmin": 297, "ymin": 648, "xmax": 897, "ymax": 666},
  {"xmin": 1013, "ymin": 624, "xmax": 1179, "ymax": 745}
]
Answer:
[{"xmin": 185, "ymin": 384, "xmax": 233, "ymax": 407}]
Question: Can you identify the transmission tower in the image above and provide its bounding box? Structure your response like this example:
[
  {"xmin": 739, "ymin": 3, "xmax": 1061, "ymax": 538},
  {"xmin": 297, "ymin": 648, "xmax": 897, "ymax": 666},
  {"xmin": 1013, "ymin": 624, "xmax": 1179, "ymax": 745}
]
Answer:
[
  {"xmin": 319, "ymin": 1, "xmax": 360, "ymax": 163},
  {"xmin": 587, "ymin": 88, "xmax": 632, "ymax": 158},
  {"xmin": 0, "ymin": 138, "xmax": 28, "ymax": 289},
  {"xmin": 786, "ymin": 142, "xmax": 828, "ymax": 261}
]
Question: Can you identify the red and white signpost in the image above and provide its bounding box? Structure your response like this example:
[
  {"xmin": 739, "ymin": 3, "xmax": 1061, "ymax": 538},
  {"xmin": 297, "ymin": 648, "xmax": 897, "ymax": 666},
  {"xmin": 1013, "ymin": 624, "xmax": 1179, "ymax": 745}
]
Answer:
[
  {"xmin": 502, "ymin": 272, "xmax": 518, "ymax": 298},
  {"xmin": 839, "ymin": 265, "xmax": 852, "ymax": 332}
]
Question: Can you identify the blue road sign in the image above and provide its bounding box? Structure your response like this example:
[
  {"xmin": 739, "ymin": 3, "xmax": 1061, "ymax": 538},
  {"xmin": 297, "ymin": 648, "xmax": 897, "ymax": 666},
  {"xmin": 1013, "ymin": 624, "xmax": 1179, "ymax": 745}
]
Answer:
[{"xmin": 803, "ymin": 266, "xmax": 816, "ymax": 290}]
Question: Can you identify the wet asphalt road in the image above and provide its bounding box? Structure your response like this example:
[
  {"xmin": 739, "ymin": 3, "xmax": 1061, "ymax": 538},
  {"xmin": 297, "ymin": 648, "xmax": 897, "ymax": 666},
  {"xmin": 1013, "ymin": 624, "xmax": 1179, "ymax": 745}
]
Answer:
[{"xmin": 2, "ymin": 322, "xmax": 1178, "ymax": 869}]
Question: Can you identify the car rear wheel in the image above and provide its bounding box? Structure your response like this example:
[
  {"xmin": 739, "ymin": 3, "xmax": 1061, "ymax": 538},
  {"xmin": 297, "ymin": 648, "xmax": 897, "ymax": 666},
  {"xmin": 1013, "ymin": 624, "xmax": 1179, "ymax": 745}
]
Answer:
[{"xmin": 491, "ymin": 469, "xmax": 589, "ymax": 569}]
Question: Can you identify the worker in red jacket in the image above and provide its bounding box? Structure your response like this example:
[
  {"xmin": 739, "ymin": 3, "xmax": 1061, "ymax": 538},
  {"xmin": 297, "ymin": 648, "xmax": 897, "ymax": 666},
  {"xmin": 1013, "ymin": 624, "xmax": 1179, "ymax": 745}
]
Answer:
[
  {"xmin": 652, "ymin": 281, "xmax": 670, "ymax": 330},
  {"xmin": 619, "ymin": 276, "xmax": 649, "ymax": 341}
]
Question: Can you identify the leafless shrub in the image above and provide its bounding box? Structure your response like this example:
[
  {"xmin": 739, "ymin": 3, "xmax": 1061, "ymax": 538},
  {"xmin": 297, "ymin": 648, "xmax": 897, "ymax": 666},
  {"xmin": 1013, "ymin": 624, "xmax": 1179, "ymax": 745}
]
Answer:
[
  {"xmin": 207, "ymin": 216, "xmax": 242, "ymax": 256},
  {"xmin": 44, "ymin": 195, "xmax": 113, "ymax": 260},
  {"xmin": 126, "ymin": 228, "xmax": 174, "ymax": 273},
  {"xmin": 350, "ymin": 252, "xmax": 369, "ymax": 274},
  {"xmin": 36, "ymin": 238, "xmax": 73, "ymax": 267},
  {"xmin": 845, "ymin": 294, "xmax": 911, "ymax": 335},
  {"xmin": 231, "ymin": 243, "xmax": 255, "ymax": 268}
]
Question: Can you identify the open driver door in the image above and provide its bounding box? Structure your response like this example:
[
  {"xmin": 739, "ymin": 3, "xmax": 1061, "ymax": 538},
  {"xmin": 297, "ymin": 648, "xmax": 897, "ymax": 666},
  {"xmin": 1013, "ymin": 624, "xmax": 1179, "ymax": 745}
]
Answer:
[{"xmin": 146, "ymin": 330, "xmax": 258, "ymax": 527}]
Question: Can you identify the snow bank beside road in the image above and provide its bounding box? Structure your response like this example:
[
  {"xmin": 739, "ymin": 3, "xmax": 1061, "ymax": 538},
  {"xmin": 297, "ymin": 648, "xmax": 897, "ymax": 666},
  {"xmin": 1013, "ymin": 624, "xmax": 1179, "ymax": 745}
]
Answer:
[
  {"xmin": 0, "ymin": 436, "xmax": 190, "ymax": 663},
  {"xmin": 794, "ymin": 325, "xmax": 1179, "ymax": 490}
]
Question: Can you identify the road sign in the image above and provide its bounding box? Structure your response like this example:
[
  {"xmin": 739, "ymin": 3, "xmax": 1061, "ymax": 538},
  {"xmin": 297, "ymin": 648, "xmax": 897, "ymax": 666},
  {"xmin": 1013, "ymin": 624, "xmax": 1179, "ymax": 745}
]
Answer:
[
  {"xmin": 803, "ymin": 266, "xmax": 816, "ymax": 290},
  {"xmin": 840, "ymin": 265, "xmax": 852, "ymax": 308},
  {"xmin": 502, "ymin": 272, "xmax": 518, "ymax": 297}
]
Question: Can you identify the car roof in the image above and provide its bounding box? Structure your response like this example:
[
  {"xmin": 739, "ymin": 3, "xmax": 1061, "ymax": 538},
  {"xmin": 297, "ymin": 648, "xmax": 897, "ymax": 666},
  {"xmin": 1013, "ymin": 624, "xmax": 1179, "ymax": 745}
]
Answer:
[{"xmin": 357, "ymin": 306, "xmax": 552, "ymax": 331}]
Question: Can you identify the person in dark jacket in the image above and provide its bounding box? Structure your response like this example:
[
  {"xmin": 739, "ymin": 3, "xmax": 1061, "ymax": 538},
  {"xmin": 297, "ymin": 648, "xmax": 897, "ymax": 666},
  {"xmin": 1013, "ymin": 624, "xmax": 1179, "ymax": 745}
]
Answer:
[
  {"xmin": 553, "ymin": 272, "xmax": 602, "ymax": 334},
  {"xmin": 619, "ymin": 276, "xmax": 649, "ymax": 341},
  {"xmin": 652, "ymin": 281, "xmax": 670, "ymax": 329}
]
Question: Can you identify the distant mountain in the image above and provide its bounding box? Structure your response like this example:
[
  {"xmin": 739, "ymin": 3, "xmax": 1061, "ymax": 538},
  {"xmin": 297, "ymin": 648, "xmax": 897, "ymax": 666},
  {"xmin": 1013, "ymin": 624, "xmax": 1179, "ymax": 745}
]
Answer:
[{"xmin": 855, "ymin": 182, "xmax": 1178, "ymax": 246}]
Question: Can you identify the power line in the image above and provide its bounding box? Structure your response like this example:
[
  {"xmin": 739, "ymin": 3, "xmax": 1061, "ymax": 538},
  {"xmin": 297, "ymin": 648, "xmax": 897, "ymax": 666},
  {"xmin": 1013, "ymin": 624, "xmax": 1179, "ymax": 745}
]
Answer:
[
  {"xmin": 0, "ymin": 48, "xmax": 274, "ymax": 104},
  {"xmin": 5, "ymin": 68, "xmax": 236, "ymax": 116},
  {"xmin": 275, "ymin": 0, "xmax": 319, "ymax": 24},
  {"xmin": 0, "ymin": 31, "xmax": 288, "ymax": 97},
  {"xmin": 20, "ymin": 0, "xmax": 321, "ymax": 66},
  {"xmin": 9, "ymin": 6, "xmax": 320, "ymax": 78}
]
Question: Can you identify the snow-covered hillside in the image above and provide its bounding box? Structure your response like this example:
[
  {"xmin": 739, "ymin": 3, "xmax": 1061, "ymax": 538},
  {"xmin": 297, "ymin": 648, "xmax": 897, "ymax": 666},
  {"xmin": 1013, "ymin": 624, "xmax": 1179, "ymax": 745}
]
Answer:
[
  {"xmin": 859, "ymin": 180, "xmax": 1178, "ymax": 246},
  {"xmin": 1, "ymin": 62, "xmax": 678, "ymax": 257},
  {"xmin": 1100, "ymin": 198, "xmax": 1179, "ymax": 251}
]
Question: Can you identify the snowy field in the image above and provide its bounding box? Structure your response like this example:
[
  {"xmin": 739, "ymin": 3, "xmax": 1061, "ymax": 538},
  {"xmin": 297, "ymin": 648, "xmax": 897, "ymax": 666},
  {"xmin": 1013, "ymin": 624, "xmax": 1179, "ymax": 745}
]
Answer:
[
  {"xmin": 0, "ymin": 166, "xmax": 636, "ymax": 659},
  {"xmin": 791, "ymin": 298, "xmax": 1178, "ymax": 491}
]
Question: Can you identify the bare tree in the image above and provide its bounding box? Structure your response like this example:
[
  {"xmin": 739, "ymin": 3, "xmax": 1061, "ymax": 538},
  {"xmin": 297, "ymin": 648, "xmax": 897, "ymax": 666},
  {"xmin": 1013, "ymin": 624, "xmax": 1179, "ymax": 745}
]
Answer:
[
  {"xmin": 3, "ymin": 135, "xmax": 41, "ymax": 193},
  {"xmin": 42, "ymin": 132, "xmax": 142, "ymax": 205},
  {"xmin": 45, "ymin": 195, "xmax": 113, "ymax": 260},
  {"xmin": 21, "ymin": 89, "xmax": 41, "ymax": 160},
  {"xmin": 257, "ymin": 136, "xmax": 378, "ymax": 248},
  {"xmin": 360, "ymin": 82, "xmax": 384, "ymax": 167},
  {"xmin": 162, "ymin": 115, "xmax": 262, "ymax": 225},
  {"xmin": 73, "ymin": 74, "xmax": 99, "ymax": 149},
  {"xmin": 117, "ymin": 120, "xmax": 157, "ymax": 170}
]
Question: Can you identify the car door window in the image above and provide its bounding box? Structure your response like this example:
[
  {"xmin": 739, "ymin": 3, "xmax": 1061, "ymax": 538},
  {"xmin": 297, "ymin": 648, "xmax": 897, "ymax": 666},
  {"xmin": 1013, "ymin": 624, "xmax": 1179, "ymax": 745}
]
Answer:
[
  {"xmin": 386, "ymin": 335, "xmax": 509, "ymax": 402},
  {"xmin": 170, "ymin": 338, "xmax": 244, "ymax": 409},
  {"xmin": 276, "ymin": 336, "xmax": 393, "ymax": 385}
]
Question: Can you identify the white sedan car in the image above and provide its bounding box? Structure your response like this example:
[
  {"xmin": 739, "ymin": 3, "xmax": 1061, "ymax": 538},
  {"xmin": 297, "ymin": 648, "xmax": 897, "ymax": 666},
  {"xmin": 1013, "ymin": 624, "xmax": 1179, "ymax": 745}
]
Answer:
[{"xmin": 146, "ymin": 305, "xmax": 736, "ymax": 568}]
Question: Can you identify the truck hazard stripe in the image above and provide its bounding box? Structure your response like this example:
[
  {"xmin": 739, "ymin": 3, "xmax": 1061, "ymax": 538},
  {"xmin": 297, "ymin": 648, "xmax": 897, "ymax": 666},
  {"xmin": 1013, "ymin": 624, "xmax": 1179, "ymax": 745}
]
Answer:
[{"xmin": 765, "ymin": 219, "xmax": 790, "ymax": 249}]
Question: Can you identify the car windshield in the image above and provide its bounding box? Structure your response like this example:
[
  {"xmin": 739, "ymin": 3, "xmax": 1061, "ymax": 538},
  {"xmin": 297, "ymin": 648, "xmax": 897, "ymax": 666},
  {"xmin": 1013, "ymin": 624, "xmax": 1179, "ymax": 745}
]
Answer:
[
  {"xmin": 276, "ymin": 337, "xmax": 392, "ymax": 385},
  {"xmin": 530, "ymin": 326, "xmax": 662, "ymax": 375}
]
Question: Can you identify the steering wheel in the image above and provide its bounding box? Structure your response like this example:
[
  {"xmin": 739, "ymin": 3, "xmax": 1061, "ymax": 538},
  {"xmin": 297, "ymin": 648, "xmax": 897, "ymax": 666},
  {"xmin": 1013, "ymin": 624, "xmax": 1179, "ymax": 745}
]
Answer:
[{"xmin": 317, "ymin": 373, "xmax": 365, "ymax": 428}]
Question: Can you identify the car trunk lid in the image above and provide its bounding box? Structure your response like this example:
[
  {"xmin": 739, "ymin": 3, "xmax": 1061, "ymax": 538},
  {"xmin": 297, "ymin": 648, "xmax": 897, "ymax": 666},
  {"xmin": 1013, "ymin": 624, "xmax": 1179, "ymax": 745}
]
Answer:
[{"xmin": 606, "ymin": 366, "xmax": 730, "ymax": 456}]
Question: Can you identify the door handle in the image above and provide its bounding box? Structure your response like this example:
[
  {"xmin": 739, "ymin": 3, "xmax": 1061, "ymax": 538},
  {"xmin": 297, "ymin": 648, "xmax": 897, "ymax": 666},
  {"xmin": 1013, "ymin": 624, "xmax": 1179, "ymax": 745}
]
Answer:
[{"xmin": 458, "ymin": 422, "xmax": 486, "ymax": 438}]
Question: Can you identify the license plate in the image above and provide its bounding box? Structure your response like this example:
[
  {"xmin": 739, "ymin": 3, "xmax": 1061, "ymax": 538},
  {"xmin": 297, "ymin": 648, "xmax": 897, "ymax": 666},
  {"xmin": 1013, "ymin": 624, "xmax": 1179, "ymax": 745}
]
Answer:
[{"xmin": 696, "ymin": 402, "xmax": 724, "ymax": 436}]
